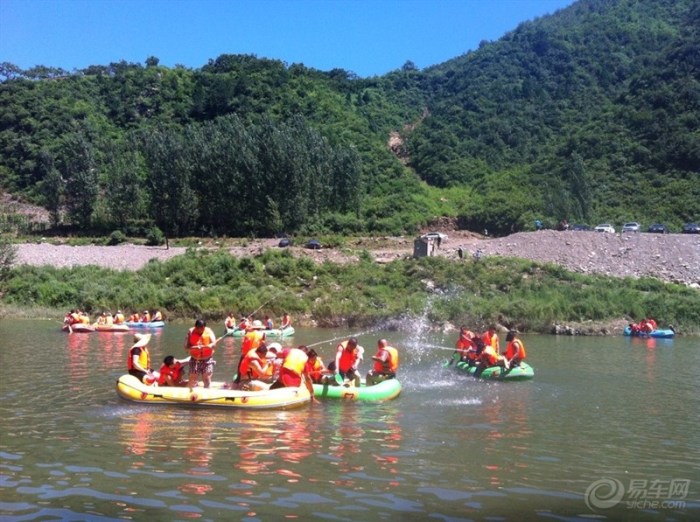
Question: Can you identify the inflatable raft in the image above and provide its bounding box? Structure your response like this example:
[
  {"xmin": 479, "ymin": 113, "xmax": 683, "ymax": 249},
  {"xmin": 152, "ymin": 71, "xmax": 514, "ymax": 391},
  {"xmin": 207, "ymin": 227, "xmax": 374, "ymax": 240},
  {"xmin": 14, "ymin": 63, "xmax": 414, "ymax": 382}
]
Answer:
[
  {"xmin": 226, "ymin": 326, "xmax": 295, "ymax": 338},
  {"xmin": 455, "ymin": 361, "xmax": 535, "ymax": 381},
  {"xmin": 94, "ymin": 323, "xmax": 130, "ymax": 333},
  {"xmin": 62, "ymin": 323, "xmax": 95, "ymax": 333},
  {"xmin": 623, "ymin": 326, "xmax": 675, "ymax": 338},
  {"xmin": 116, "ymin": 374, "xmax": 311, "ymax": 409},
  {"xmin": 126, "ymin": 320, "xmax": 166, "ymax": 329},
  {"xmin": 312, "ymin": 378, "xmax": 402, "ymax": 401}
]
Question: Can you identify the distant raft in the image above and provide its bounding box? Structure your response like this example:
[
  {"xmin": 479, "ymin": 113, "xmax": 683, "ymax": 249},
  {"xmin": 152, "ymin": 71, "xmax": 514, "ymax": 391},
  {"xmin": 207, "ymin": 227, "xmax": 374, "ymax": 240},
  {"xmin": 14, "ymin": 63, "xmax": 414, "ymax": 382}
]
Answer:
[
  {"xmin": 454, "ymin": 361, "xmax": 535, "ymax": 381},
  {"xmin": 126, "ymin": 321, "xmax": 166, "ymax": 329},
  {"xmin": 94, "ymin": 323, "xmax": 130, "ymax": 333},
  {"xmin": 62, "ymin": 323, "xmax": 95, "ymax": 333},
  {"xmin": 312, "ymin": 378, "xmax": 402, "ymax": 401},
  {"xmin": 623, "ymin": 326, "xmax": 675, "ymax": 338},
  {"xmin": 115, "ymin": 374, "xmax": 311, "ymax": 409},
  {"xmin": 226, "ymin": 326, "xmax": 295, "ymax": 338}
]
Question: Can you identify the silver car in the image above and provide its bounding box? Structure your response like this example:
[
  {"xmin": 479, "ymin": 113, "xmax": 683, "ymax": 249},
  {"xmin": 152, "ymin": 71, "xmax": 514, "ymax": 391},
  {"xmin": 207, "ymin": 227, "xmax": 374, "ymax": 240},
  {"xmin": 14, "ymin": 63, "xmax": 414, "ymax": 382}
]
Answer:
[
  {"xmin": 622, "ymin": 222, "xmax": 641, "ymax": 233},
  {"xmin": 594, "ymin": 223, "xmax": 616, "ymax": 233}
]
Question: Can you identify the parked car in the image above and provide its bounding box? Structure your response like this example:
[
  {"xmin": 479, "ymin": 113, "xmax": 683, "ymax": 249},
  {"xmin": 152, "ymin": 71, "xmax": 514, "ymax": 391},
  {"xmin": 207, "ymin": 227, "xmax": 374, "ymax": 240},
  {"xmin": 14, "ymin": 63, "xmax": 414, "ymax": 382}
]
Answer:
[
  {"xmin": 278, "ymin": 238, "xmax": 291, "ymax": 247},
  {"xmin": 571, "ymin": 224, "xmax": 592, "ymax": 231},
  {"xmin": 305, "ymin": 239, "xmax": 321, "ymax": 249},
  {"xmin": 682, "ymin": 223, "xmax": 700, "ymax": 234},
  {"xmin": 622, "ymin": 222, "xmax": 641, "ymax": 233},
  {"xmin": 421, "ymin": 232, "xmax": 448, "ymax": 242},
  {"xmin": 594, "ymin": 223, "xmax": 615, "ymax": 233},
  {"xmin": 647, "ymin": 223, "xmax": 669, "ymax": 234}
]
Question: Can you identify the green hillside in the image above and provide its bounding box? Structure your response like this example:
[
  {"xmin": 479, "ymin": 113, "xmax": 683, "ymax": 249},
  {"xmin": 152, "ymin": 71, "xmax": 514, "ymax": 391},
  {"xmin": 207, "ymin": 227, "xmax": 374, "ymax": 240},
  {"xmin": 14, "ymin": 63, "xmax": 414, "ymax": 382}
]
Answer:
[{"xmin": 1, "ymin": 0, "xmax": 698, "ymax": 238}]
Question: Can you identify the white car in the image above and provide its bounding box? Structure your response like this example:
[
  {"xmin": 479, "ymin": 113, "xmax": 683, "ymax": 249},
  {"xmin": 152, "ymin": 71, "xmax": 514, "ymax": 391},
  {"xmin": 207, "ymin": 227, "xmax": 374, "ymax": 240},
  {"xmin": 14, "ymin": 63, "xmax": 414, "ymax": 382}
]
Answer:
[
  {"xmin": 622, "ymin": 222, "xmax": 641, "ymax": 233},
  {"xmin": 421, "ymin": 232, "xmax": 448, "ymax": 242},
  {"xmin": 594, "ymin": 223, "xmax": 616, "ymax": 233}
]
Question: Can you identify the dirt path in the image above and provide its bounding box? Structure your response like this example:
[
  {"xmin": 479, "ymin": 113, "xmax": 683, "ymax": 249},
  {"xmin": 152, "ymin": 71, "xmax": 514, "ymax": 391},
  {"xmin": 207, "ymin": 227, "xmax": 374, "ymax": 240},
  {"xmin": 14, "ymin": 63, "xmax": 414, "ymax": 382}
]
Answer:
[{"xmin": 13, "ymin": 231, "xmax": 700, "ymax": 288}]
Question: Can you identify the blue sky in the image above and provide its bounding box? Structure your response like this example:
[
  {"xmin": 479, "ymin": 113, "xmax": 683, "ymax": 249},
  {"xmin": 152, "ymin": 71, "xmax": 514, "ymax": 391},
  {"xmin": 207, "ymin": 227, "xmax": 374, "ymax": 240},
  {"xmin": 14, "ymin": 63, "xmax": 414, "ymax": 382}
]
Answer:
[{"xmin": 1, "ymin": 0, "xmax": 574, "ymax": 78}]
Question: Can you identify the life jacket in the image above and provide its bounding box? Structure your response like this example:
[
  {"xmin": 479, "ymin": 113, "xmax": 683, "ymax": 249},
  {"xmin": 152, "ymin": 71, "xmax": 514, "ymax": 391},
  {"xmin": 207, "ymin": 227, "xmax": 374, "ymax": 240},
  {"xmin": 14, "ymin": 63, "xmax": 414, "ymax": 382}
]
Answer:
[
  {"xmin": 80, "ymin": 313, "xmax": 90, "ymax": 324},
  {"xmin": 306, "ymin": 357, "xmax": 326, "ymax": 382},
  {"xmin": 648, "ymin": 319, "xmax": 658, "ymax": 330},
  {"xmin": 482, "ymin": 331, "xmax": 500, "ymax": 353},
  {"xmin": 239, "ymin": 318, "xmax": 251, "ymax": 330},
  {"xmin": 282, "ymin": 348, "xmax": 308, "ymax": 376},
  {"xmin": 240, "ymin": 351, "xmax": 266, "ymax": 380},
  {"xmin": 114, "ymin": 313, "xmax": 125, "ymax": 324},
  {"xmin": 158, "ymin": 361, "xmax": 183, "ymax": 385},
  {"xmin": 129, "ymin": 313, "xmax": 139, "ymax": 322},
  {"xmin": 480, "ymin": 345, "xmax": 503, "ymax": 367},
  {"xmin": 505, "ymin": 339, "xmax": 527, "ymax": 361},
  {"xmin": 127, "ymin": 346, "xmax": 150, "ymax": 372},
  {"xmin": 640, "ymin": 321, "xmax": 654, "ymax": 333},
  {"xmin": 241, "ymin": 330, "xmax": 264, "ymax": 356},
  {"xmin": 337, "ymin": 341, "xmax": 361, "ymax": 372},
  {"xmin": 187, "ymin": 327, "xmax": 215, "ymax": 359},
  {"xmin": 373, "ymin": 346, "xmax": 399, "ymax": 373},
  {"xmin": 141, "ymin": 312, "xmax": 151, "ymax": 323},
  {"xmin": 456, "ymin": 333, "xmax": 476, "ymax": 359}
]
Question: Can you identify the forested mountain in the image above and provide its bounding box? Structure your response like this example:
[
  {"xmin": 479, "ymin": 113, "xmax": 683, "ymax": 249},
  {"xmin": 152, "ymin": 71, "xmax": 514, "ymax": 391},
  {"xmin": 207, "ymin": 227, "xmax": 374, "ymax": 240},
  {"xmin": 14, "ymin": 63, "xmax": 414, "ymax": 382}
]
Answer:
[{"xmin": 0, "ymin": 0, "xmax": 697, "ymax": 238}]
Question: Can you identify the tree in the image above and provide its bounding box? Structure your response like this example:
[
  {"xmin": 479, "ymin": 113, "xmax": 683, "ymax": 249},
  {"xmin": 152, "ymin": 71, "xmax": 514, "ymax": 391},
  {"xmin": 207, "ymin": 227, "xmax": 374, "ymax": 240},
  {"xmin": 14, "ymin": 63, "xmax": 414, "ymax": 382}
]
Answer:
[
  {"xmin": 37, "ymin": 149, "xmax": 63, "ymax": 227},
  {"xmin": 59, "ymin": 133, "xmax": 98, "ymax": 228}
]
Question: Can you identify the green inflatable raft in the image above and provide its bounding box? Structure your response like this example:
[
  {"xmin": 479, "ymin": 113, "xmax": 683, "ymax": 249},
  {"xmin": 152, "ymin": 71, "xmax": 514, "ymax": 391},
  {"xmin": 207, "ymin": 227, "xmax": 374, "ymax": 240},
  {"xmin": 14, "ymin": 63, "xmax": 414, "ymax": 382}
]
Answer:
[
  {"xmin": 455, "ymin": 361, "xmax": 535, "ymax": 381},
  {"xmin": 226, "ymin": 327, "xmax": 295, "ymax": 338},
  {"xmin": 312, "ymin": 378, "xmax": 402, "ymax": 401}
]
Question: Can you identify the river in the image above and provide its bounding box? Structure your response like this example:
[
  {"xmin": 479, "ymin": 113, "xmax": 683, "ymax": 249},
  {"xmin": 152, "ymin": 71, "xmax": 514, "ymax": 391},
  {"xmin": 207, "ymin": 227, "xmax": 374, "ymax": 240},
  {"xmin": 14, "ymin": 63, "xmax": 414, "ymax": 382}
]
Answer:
[{"xmin": 0, "ymin": 319, "xmax": 698, "ymax": 521}]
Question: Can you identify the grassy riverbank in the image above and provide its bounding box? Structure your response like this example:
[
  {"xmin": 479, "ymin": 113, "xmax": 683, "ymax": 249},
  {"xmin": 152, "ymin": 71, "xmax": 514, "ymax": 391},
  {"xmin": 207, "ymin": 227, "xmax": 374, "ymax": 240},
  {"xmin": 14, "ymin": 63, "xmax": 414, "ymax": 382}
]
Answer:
[{"xmin": 2, "ymin": 248, "xmax": 698, "ymax": 335}]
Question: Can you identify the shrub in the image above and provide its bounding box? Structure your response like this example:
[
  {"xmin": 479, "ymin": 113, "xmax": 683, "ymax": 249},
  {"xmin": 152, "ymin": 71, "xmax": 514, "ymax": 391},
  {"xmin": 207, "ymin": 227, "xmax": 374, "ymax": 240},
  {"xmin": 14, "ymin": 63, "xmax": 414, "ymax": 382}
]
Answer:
[
  {"xmin": 146, "ymin": 227, "xmax": 165, "ymax": 246},
  {"xmin": 106, "ymin": 230, "xmax": 127, "ymax": 245}
]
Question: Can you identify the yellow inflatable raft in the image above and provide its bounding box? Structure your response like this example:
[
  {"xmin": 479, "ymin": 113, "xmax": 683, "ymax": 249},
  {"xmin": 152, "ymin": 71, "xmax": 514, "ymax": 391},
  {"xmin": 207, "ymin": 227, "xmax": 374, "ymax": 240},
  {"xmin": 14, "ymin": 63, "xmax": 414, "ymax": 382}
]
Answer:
[{"xmin": 116, "ymin": 374, "xmax": 311, "ymax": 410}]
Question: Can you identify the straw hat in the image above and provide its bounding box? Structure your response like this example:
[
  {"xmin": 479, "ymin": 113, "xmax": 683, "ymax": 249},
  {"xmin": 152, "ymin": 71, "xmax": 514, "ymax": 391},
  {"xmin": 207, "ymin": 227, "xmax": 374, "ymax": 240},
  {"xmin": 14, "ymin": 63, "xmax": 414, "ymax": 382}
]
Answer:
[
  {"xmin": 251, "ymin": 320, "xmax": 265, "ymax": 329},
  {"xmin": 132, "ymin": 333, "xmax": 151, "ymax": 348}
]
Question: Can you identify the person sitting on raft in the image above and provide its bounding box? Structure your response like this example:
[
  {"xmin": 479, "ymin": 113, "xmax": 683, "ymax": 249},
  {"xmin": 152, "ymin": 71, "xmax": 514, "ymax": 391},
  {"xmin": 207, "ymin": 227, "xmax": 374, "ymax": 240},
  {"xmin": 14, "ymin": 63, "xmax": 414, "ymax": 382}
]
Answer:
[
  {"xmin": 236, "ymin": 344, "xmax": 273, "ymax": 390},
  {"xmin": 113, "ymin": 310, "xmax": 126, "ymax": 325},
  {"xmin": 152, "ymin": 310, "xmax": 163, "ymax": 322},
  {"xmin": 224, "ymin": 312, "xmax": 236, "ymax": 331},
  {"xmin": 158, "ymin": 355, "xmax": 190, "ymax": 386},
  {"xmin": 280, "ymin": 312, "xmax": 292, "ymax": 329},
  {"xmin": 305, "ymin": 349, "xmax": 332, "ymax": 384},
  {"xmin": 482, "ymin": 325, "xmax": 501, "ymax": 355},
  {"xmin": 329, "ymin": 337, "xmax": 364, "ymax": 387},
  {"xmin": 270, "ymin": 345, "xmax": 318, "ymax": 402},
  {"xmin": 504, "ymin": 330, "xmax": 527, "ymax": 368},
  {"xmin": 140, "ymin": 310, "xmax": 151, "ymax": 323},
  {"xmin": 234, "ymin": 320, "xmax": 266, "ymax": 385},
  {"xmin": 128, "ymin": 333, "xmax": 158, "ymax": 384},
  {"xmin": 263, "ymin": 315, "xmax": 274, "ymax": 329},
  {"xmin": 366, "ymin": 338, "xmax": 399, "ymax": 386},
  {"xmin": 474, "ymin": 336, "xmax": 509, "ymax": 377},
  {"xmin": 452, "ymin": 326, "xmax": 477, "ymax": 365}
]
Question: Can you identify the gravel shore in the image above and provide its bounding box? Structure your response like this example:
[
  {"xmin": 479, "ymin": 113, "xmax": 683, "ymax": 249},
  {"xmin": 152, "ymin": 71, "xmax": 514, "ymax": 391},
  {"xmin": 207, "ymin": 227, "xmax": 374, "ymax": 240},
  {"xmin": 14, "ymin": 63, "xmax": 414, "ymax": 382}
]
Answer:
[{"xmin": 13, "ymin": 231, "xmax": 700, "ymax": 288}]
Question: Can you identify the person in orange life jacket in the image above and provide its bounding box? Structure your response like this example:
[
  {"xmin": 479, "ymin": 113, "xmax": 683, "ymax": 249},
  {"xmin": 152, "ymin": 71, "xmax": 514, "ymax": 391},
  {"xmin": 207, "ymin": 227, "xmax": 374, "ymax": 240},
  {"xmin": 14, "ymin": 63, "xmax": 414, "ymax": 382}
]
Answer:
[
  {"xmin": 224, "ymin": 312, "xmax": 236, "ymax": 331},
  {"xmin": 329, "ymin": 337, "xmax": 364, "ymax": 386},
  {"xmin": 128, "ymin": 333, "xmax": 158, "ymax": 384},
  {"xmin": 265, "ymin": 342, "xmax": 283, "ymax": 381},
  {"xmin": 239, "ymin": 316, "xmax": 251, "ymax": 330},
  {"xmin": 305, "ymin": 349, "xmax": 332, "ymax": 384},
  {"xmin": 482, "ymin": 325, "xmax": 501, "ymax": 354},
  {"xmin": 264, "ymin": 315, "xmax": 274, "ymax": 329},
  {"xmin": 185, "ymin": 319, "xmax": 217, "ymax": 388},
  {"xmin": 128, "ymin": 312, "xmax": 140, "ymax": 322},
  {"xmin": 96, "ymin": 312, "xmax": 109, "ymax": 325},
  {"xmin": 113, "ymin": 309, "xmax": 125, "ymax": 325},
  {"xmin": 158, "ymin": 355, "xmax": 190, "ymax": 386},
  {"xmin": 366, "ymin": 339, "xmax": 399, "ymax": 385},
  {"xmin": 504, "ymin": 330, "xmax": 527, "ymax": 368},
  {"xmin": 270, "ymin": 345, "xmax": 318, "ymax": 402},
  {"xmin": 475, "ymin": 336, "xmax": 509, "ymax": 377},
  {"xmin": 140, "ymin": 310, "xmax": 151, "ymax": 323},
  {"xmin": 280, "ymin": 312, "xmax": 292, "ymax": 329},
  {"xmin": 452, "ymin": 326, "xmax": 477, "ymax": 365},
  {"xmin": 236, "ymin": 345, "xmax": 272, "ymax": 390},
  {"xmin": 234, "ymin": 320, "xmax": 266, "ymax": 384}
]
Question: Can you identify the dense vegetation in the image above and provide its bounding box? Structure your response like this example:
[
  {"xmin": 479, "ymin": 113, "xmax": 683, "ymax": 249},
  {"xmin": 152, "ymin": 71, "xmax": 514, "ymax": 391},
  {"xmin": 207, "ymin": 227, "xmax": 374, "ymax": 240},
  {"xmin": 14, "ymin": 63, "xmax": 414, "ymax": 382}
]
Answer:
[
  {"xmin": 1, "ymin": 0, "xmax": 698, "ymax": 239},
  {"xmin": 2, "ymin": 249, "xmax": 698, "ymax": 334}
]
